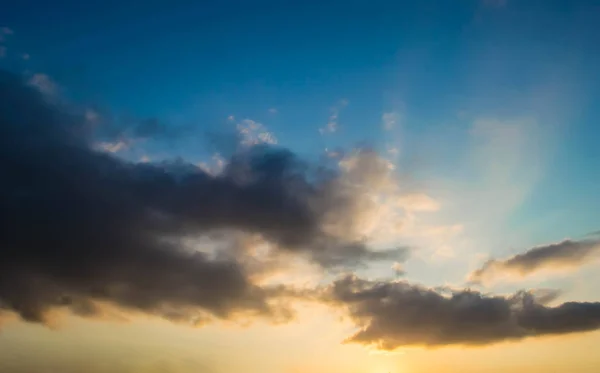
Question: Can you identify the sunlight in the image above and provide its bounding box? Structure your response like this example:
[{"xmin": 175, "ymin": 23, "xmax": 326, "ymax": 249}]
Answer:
[{"xmin": 3, "ymin": 1, "xmax": 600, "ymax": 373}]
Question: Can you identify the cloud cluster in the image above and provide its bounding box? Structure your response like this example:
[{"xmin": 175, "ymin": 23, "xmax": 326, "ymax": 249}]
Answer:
[
  {"xmin": 326, "ymin": 275, "xmax": 600, "ymax": 349},
  {"xmin": 0, "ymin": 71, "xmax": 404, "ymax": 324},
  {"xmin": 469, "ymin": 238, "xmax": 600, "ymax": 283},
  {"xmin": 5, "ymin": 69, "xmax": 600, "ymax": 351}
]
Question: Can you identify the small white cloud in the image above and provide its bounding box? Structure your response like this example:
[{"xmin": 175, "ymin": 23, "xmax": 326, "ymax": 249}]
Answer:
[
  {"xmin": 0, "ymin": 46, "xmax": 6, "ymax": 58},
  {"xmin": 227, "ymin": 115, "xmax": 235, "ymax": 121},
  {"xmin": 268, "ymin": 108, "xmax": 278, "ymax": 114},
  {"xmin": 319, "ymin": 120, "xmax": 337, "ymax": 134},
  {"xmin": 382, "ymin": 112, "xmax": 400, "ymax": 131},
  {"xmin": 22, "ymin": 53, "xmax": 30, "ymax": 60},
  {"xmin": 28, "ymin": 73, "xmax": 57, "ymax": 96},
  {"xmin": 95, "ymin": 140, "xmax": 128, "ymax": 153},
  {"xmin": 257, "ymin": 132, "xmax": 277, "ymax": 144},
  {"xmin": 319, "ymin": 99, "xmax": 348, "ymax": 135},
  {"xmin": 237, "ymin": 119, "xmax": 277, "ymax": 146}
]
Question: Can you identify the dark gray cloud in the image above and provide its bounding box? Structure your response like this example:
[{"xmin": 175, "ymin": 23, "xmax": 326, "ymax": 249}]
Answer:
[
  {"xmin": 469, "ymin": 238, "xmax": 600, "ymax": 283},
  {"xmin": 0, "ymin": 71, "xmax": 403, "ymax": 324},
  {"xmin": 325, "ymin": 275, "xmax": 600, "ymax": 349}
]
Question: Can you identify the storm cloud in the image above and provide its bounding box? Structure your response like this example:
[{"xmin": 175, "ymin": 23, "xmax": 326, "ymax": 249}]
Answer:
[
  {"xmin": 0, "ymin": 71, "xmax": 405, "ymax": 324},
  {"xmin": 326, "ymin": 275, "xmax": 600, "ymax": 349},
  {"xmin": 469, "ymin": 238, "xmax": 600, "ymax": 283}
]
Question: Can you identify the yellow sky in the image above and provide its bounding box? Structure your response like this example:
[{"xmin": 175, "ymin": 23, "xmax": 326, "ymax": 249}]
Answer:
[{"xmin": 3, "ymin": 305, "xmax": 600, "ymax": 373}]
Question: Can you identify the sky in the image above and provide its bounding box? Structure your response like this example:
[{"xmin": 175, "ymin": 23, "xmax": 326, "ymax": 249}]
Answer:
[{"xmin": 1, "ymin": 1, "xmax": 600, "ymax": 372}]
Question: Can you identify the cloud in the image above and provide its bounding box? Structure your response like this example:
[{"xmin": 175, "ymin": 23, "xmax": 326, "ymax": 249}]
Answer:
[
  {"xmin": 0, "ymin": 71, "xmax": 405, "ymax": 325},
  {"xmin": 391, "ymin": 262, "xmax": 405, "ymax": 276},
  {"xmin": 325, "ymin": 275, "xmax": 600, "ymax": 349},
  {"xmin": 319, "ymin": 99, "xmax": 348, "ymax": 135},
  {"xmin": 268, "ymin": 108, "xmax": 278, "ymax": 114},
  {"xmin": 236, "ymin": 119, "xmax": 277, "ymax": 146},
  {"xmin": 27, "ymin": 73, "xmax": 58, "ymax": 96},
  {"xmin": 469, "ymin": 238, "xmax": 600, "ymax": 284},
  {"xmin": 382, "ymin": 112, "xmax": 399, "ymax": 131},
  {"xmin": 0, "ymin": 27, "xmax": 13, "ymax": 43},
  {"xmin": 586, "ymin": 230, "xmax": 600, "ymax": 237},
  {"xmin": 396, "ymin": 193, "xmax": 440, "ymax": 212},
  {"xmin": 4, "ymin": 70, "xmax": 598, "ymax": 353},
  {"xmin": 94, "ymin": 140, "xmax": 129, "ymax": 153},
  {"xmin": 321, "ymin": 149, "xmax": 421, "ymax": 247},
  {"xmin": 387, "ymin": 146, "xmax": 399, "ymax": 156},
  {"xmin": 82, "ymin": 110, "xmax": 197, "ymax": 155},
  {"xmin": 0, "ymin": 46, "xmax": 5, "ymax": 58}
]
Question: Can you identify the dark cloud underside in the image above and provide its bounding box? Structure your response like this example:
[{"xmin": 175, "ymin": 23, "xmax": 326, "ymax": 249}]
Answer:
[{"xmin": 326, "ymin": 275, "xmax": 600, "ymax": 348}]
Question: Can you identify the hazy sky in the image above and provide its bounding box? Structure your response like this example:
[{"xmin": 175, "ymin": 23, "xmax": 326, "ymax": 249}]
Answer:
[{"xmin": 2, "ymin": 1, "xmax": 600, "ymax": 373}]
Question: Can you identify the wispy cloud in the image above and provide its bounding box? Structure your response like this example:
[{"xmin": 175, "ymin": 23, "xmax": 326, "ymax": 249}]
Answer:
[
  {"xmin": 382, "ymin": 112, "xmax": 400, "ymax": 131},
  {"xmin": 319, "ymin": 99, "xmax": 348, "ymax": 134},
  {"xmin": 94, "ymin": 140, "xmax": 129, "ymax": 153},
  {"xmin": 28, "ymin": 73, "xmax": 58, "ymax": 96},
  {"xmin": 469, "ymin": 238, "xmax": 600, "ymax": 284}
]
